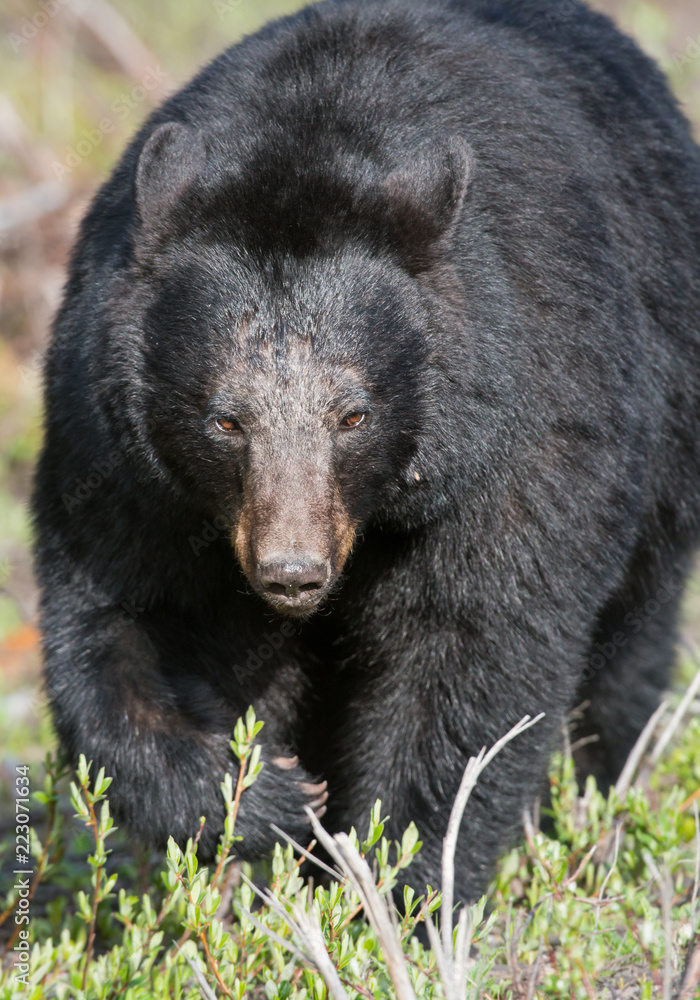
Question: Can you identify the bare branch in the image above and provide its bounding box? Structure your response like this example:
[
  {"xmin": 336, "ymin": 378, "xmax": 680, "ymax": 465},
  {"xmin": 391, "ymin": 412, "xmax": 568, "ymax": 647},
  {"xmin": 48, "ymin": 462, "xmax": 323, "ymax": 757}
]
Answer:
[
  {"xmin": 269, "ymin": 822, "xmax": 344, "ymax": 881},
  {"xmin": 525, "ymin": 939, "xmax": 544, "ymax": 1000},
  {"xmin": 692, "ymin": 800, "xmax": 699, "ymax": 920},
  {"xmin": 75, "ymin": 0, "xmax": 168, "ymax": 96},
  {"xmin": 595, "ymin": 823, "xmax": 622, "ymax": 933},
  {"xmin": 183, "ymin": 953, "xmax": 220, "ymax": 1000},
  {"xmin": 440, "ymin": 713, "xmax": 546, "ymax": 975},
  {"xmin": 306, "ymin": 811, "xmax": 418, "ymax": 1000},
  {"xmin": 614, "ymin": 699, "xmax": 668, "ymax": 800},
  {"xmin": 643, "ymin": 851, "xmax": 673, "ymax": 1000},
  {"xmin": 651, "ymin": 663, "xmax": 700, "ymax": 765},
  {"xmin": 232, "ymin": 901, "xmax": 312, "ymax": 967},
  {"xmin": 289, "ymin": 899, "xmax": 350, "ymax": 1000},
  {"xmin": 256, "ymin": 717, "xmax": 546, "ymax": 1000},
  {"xmin": 676, "ymin": 936, "xmax": 700, "ymax": 1000}
]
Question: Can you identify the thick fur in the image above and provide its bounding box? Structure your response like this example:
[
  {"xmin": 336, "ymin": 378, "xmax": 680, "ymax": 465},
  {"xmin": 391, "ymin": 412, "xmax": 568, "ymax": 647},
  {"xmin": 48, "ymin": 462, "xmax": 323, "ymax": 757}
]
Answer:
[{"xmin": 33, "ymin": 0, "xmax": 700, "ymax": 903}]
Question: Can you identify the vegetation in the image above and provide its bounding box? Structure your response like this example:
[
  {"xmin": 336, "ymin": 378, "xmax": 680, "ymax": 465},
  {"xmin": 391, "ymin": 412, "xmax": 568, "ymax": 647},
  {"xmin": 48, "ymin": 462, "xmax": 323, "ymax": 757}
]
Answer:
[
  {"xmin": 0, "ymin": 698, "xmax": 699, "ymax": 998},
  {"xmin": 1, "ymin": 0, "xmax": 700, "ymax": 996}
]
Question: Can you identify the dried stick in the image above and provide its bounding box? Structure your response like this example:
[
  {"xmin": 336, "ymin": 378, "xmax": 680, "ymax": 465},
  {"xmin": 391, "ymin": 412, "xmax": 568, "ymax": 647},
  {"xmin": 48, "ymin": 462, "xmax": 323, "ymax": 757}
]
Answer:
[
  {"xmin": 614, "ymin": 700, "xmax": 668, "ymax": 800},
  {"xmin": 440, "ymin": 712, "xmax": 546, "ymax": 995},
  {"xmin": 692, "ymin": 800, "xmax": 700, "ymax": 919},
  {"xmin": 306, "ymin": 813, "xmax": 418, "ymax": 1000},
  {"xmin": 255, "ymin": 717, "xmax": 545, "ymax": 1000},
  {"xmin": 526, "ymin": 939, "xmax": 544, "ymax": 1000},
  {"xmin": 290, "ymin": 891, "xmax": 350, "ymax": 1000},
  {"xmin": 269, "ymin": 823, "xmax": 343, "ymax": 881},
  {"xmin": 236, "ymin": 875, "xmax": 347, "ymax": 998},
  {"xmin": 183, "ymin": 953, "xmax": 219, "ymax": 1000},
  {"xmin": 233, "ymin": 901, "xmax": 312, "ymax": 967},
  {"xmin": 651, "ymin": 663, "xmax": 700, "ymax": 765},
  {"xmin": 676, "ymin": 937, "xmax": 700, "ymax": 1000},
  {"xmin": 643, "ymin": 851, "xmax": 674, "ymax": 1000},
  {"xmin": 74, "ymin": 0, "xmax": 167, "ymax": 95}
]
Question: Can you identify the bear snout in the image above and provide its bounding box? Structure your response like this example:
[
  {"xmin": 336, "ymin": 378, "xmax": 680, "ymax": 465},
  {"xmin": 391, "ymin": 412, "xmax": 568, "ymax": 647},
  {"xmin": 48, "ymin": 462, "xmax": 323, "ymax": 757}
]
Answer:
[{"xmin": 257, "ymin": 554, "xmax": 331, "ymax": 610}]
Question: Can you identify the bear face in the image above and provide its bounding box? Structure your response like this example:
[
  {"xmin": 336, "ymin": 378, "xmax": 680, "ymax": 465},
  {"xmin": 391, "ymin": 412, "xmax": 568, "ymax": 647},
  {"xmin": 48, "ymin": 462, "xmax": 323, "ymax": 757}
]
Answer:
[{"xmin": 118, "ymin": 124, "xmax": 470, "ymax": 613}]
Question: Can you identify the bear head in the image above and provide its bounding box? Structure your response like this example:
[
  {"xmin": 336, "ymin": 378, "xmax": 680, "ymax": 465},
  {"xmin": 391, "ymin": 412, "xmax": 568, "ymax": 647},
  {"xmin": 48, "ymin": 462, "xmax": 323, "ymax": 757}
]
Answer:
[{"xmin": 120, "ymin": 121, "xmax": 472, "ymax": 615}]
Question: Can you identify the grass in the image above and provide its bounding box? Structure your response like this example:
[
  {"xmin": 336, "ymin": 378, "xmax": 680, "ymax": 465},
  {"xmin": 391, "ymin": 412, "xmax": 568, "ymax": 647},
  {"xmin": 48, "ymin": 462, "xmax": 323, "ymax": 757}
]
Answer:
[{"xmin": 0, "ymin": 697, "xmax": 699, "ymax": 999}]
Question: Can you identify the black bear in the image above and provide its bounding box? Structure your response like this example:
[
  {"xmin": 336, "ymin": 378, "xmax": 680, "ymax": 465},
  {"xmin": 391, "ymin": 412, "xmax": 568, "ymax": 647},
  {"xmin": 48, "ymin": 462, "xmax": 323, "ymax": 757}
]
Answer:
[{"xmin": 33, "ymin": 0, "xmax": 700, "ymax": 905}]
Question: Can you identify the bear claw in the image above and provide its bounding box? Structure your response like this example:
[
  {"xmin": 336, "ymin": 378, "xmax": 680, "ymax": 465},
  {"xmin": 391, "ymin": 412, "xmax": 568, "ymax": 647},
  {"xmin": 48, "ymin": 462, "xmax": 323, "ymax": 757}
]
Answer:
[
  {"xmin": 298, "ymin": 779, "xmax": 327, "ymax": 796},
  {"xmin": 272, "ymin": 754, "xmax": 300, "ymax": 770},
  {"xmin": 299, "ymin": 779, "xmax": 328, "ymax": 817}
]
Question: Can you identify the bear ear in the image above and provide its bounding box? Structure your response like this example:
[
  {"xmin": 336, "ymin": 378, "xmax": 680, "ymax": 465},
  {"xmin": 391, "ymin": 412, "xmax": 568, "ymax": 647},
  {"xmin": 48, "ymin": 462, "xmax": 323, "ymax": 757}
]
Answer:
[
  {"xmin": 381, "ymin": 136, "xmax": 473, "ymax": 272},
  {"xmin": 135, "ymin": 122, "xmax": 206, "ymax": 227}
]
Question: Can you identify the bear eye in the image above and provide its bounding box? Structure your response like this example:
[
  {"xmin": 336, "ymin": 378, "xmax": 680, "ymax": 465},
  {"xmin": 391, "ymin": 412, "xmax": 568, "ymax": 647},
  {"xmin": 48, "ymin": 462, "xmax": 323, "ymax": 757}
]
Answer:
[
  {"xmin": 340, "ymin": 411, "xmax": 366, "ymax": 429},
  {"xmin": 215, "ymin": 416, "xmax": 242, "ymax": 434}
]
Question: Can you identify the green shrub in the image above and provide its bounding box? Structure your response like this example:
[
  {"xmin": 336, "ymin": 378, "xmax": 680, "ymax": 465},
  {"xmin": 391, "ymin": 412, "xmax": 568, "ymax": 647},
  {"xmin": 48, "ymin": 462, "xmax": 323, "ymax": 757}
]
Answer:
[{"xmin": 1, "ymin": 706, "xmax": 698, "ymax": 999}]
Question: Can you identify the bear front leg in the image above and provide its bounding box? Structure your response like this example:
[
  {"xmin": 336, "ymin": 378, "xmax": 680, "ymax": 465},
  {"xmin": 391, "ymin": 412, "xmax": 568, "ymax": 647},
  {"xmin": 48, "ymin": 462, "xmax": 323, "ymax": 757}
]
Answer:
[
  {"xmin": 41, "ymin": 595, "xmax": 327, "ymax": 861},
  {"xmin": 325, "ymin": 519, "xmax": 597, "ymax": 905},
  {"xmin": 328, "ymin": 631, "xmax": 573, "ymax": 903}
]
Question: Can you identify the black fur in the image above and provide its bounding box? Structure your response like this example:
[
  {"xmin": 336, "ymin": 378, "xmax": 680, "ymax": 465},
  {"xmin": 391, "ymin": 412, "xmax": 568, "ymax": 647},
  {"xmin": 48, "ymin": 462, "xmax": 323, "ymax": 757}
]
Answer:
[{"xmin": 33, "ymin": 0, "xmax": 700, "ymax": 903}]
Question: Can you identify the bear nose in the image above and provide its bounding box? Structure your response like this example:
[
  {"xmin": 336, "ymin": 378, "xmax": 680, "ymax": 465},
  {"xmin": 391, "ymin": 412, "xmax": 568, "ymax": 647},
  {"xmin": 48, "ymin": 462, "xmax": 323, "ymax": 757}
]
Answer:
[{"xmin": 258, "ymin": 557, "xmax": 330, "ymax": 599}]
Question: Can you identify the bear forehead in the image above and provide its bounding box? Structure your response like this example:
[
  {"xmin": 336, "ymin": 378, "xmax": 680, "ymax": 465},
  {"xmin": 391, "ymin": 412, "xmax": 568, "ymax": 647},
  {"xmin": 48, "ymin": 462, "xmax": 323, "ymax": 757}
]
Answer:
[{"xmin": 214, "ymin": 329, "xmax": 369, "ymax": 403}]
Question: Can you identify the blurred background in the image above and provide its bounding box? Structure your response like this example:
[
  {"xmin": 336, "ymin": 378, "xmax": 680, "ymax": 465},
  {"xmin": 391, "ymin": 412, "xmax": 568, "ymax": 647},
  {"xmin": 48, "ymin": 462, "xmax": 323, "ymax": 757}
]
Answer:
[{"xmin": 0, "ymin": 0, "xmax": 700, "ymax": 771}]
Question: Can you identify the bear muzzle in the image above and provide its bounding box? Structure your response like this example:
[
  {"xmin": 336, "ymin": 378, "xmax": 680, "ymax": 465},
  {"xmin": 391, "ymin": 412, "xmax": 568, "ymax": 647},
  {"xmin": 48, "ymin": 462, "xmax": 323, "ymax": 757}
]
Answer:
[
  {"xmin": 257, "ymin": 554, "xmax": 331, "ymax": 612},
  {"xmin": 232, "ymin": 469, "xmax": 357, "ymax": 614}
]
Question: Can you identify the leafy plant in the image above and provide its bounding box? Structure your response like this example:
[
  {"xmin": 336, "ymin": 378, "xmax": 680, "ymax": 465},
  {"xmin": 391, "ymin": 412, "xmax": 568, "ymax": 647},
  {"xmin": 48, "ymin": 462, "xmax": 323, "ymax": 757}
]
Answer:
[{"xmin": 1, "ymin": 701, "xmax": 699, "ymax": 999}]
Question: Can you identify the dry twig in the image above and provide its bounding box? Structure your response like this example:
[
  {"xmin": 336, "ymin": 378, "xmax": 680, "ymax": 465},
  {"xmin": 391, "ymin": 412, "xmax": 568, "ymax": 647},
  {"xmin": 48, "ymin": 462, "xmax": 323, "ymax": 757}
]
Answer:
[
  {"xmin": 615, "ymin": 699, "xmax": 668, "ymax": 800},
  {"xmin": 74, "ymin": 0, "xmax": 168, "ymax": 95},
  {"xmin": 675, "ymin": 936, "xmax": 700, "ymax": 1000},
  {"xmin": 246, "ymin": 716, "xmax": 545, "ymax": 1000},
  {"xmin": 438, "ymin": 714, "xmax": 546, "ymax": 1000},
  {"xmin": 306, "ymin": 814, "xmax": 418, "ymax": 1000},
  {"xmin": 651, "ymin": 663, "xmax": 700, "ymax": 765}
]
